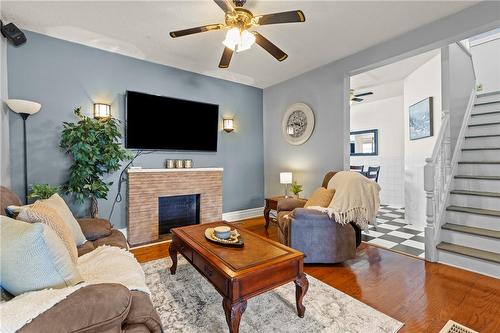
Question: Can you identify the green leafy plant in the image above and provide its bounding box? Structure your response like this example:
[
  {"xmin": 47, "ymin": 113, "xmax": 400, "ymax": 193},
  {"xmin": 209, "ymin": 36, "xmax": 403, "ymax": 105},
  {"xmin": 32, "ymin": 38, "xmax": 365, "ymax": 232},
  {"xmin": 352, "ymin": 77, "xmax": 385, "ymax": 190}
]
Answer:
[
  {"xmin": 60, "ymin": 107, "xmax": 132, "ymax": 217},
  {"xmin": 290, "ymin": 181, "xmax": 303, "ymax": 197},
  {"xmin": 28, "ymin": 184, "xmax": 59, "ymax": 200}
]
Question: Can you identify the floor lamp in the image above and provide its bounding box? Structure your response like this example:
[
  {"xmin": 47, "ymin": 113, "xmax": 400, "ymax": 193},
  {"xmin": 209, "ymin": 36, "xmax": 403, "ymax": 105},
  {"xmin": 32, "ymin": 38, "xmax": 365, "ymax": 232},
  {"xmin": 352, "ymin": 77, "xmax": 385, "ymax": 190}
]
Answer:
[{"xmin": 6, "ymin": 99, "xmax": 41, "ymax": 204}]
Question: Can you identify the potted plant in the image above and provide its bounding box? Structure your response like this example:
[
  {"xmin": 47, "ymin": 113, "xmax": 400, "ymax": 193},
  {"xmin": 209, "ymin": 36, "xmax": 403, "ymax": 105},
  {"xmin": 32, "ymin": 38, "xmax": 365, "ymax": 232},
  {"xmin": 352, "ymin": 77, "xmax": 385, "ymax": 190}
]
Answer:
[
  {"xmin": 60, "ymin": 107, "xmax": 131, "ymax": 218},
  {"xmin": 28, "ymin": 184, "xmax": 59, "ymax": 201},
  {"xmin": 290, "ymin": 181, "xmax": 303, "ymax": 199}
]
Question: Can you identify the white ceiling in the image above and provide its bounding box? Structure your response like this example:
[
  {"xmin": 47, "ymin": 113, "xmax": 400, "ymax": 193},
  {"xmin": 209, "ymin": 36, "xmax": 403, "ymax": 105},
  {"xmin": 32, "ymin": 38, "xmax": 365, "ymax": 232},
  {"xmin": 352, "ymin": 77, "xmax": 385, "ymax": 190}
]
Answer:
[
  {"xmin": 350, "ymin": 49, "xmax": 440, "ymax": 103},
  {"xmin": 1, "ymin": 1, "xmax": 478, "ymax": 88}
]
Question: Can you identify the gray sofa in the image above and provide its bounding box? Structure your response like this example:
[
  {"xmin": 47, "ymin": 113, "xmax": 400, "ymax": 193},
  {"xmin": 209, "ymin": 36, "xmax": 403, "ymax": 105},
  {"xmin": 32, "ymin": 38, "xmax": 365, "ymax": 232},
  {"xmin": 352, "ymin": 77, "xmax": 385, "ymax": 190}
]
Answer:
[{"xmin": 277, "ymin": 171, "xmax": 362, "ymax": 264}]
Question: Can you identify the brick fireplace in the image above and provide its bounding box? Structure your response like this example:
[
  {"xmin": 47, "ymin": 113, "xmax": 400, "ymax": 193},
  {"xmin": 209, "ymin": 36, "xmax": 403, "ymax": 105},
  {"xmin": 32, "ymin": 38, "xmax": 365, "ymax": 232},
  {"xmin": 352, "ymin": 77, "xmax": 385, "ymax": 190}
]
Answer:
[{"xmin": 127, "ymin": 168, "xmax": 223, "ymax": 246}]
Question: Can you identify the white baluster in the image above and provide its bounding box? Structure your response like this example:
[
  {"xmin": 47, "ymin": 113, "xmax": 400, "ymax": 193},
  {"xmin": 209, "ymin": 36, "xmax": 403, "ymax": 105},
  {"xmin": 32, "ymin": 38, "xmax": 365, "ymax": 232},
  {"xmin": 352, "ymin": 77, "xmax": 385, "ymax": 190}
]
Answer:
[{"xmin": 424, "ymin": 159, "xmax": 438, "ymax": 262}]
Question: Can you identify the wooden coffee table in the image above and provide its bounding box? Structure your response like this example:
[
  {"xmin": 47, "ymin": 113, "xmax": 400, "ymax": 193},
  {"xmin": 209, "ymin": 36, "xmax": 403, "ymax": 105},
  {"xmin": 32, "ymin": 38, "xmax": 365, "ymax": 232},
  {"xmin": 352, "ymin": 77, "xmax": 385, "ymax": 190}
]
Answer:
[{"xmin": 169, "ymin": 221, "xmax": 309, "ymax": 333}]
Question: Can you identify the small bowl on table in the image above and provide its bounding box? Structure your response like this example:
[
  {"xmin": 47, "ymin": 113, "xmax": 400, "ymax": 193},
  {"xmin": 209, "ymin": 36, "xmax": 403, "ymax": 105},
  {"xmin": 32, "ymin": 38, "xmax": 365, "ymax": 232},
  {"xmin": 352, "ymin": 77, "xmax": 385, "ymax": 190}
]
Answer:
[{"xmin": 214, "ymin": 226, "xmax": 231, "ymax": 240}]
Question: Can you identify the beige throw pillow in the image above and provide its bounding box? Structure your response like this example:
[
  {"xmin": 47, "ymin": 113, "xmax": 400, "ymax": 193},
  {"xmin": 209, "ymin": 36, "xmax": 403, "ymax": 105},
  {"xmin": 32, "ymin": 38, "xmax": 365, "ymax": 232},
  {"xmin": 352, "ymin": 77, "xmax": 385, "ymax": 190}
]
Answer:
[
  {"xmin": 0, "ymin": 216, "xmax": 82, "ymax": 296},
  {"xmin": 304, "ymin": 188, "xmax": 336, "ymax": 208},
  {"xmin": 17, "ymin": 201, "xmax": 79, "ymax": 263},
  {"xmin": 43, "ymin": 193, "xmax": 87, "ymax": 246}
]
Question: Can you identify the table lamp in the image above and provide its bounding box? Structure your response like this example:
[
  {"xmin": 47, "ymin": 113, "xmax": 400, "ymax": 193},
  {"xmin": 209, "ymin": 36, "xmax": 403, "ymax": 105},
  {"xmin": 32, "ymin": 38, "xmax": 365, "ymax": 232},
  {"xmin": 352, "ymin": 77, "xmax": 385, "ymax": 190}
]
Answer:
[{"xmin": 280, "ymin": 172, "xmax": 293, "ymax": 198}]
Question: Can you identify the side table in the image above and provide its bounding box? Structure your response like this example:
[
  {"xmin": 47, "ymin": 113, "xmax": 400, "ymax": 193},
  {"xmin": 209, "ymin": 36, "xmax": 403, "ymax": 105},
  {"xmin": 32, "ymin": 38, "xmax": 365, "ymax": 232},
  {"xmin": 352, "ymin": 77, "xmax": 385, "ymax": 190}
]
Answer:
[{"xmin": 264, "ymin": 196, "xmax": 307, "ymax": 230}]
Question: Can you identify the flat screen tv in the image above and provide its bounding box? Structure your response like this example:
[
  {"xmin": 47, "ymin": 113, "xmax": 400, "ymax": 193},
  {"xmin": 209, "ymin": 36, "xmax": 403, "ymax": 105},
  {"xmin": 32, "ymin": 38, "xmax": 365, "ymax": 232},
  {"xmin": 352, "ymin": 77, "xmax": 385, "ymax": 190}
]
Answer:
[{"xmin": 125, "ymin": 91, "xmax": 219, "ymax": 151}]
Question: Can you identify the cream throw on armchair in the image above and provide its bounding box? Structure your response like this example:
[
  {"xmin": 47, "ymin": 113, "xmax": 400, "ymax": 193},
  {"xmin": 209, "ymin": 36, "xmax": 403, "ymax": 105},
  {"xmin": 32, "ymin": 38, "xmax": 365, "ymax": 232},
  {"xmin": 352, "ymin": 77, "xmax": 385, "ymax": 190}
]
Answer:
[{"xmin": 308, "ymin": 171, "xmax": 380, "ymax": 229}]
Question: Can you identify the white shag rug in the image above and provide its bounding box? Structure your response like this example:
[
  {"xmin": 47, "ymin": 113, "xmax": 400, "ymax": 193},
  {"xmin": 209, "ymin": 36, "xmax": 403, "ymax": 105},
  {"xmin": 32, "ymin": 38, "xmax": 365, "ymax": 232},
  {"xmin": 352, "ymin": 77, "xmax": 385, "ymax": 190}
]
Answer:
[{"xmin": 142, "ymin": 258, "xmax": 404, "ymax": 333}]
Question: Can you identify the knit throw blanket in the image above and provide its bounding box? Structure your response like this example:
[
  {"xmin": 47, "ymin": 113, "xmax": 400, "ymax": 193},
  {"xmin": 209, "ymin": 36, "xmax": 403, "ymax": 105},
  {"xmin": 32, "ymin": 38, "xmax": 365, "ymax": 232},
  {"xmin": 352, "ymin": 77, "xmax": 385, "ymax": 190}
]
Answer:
[
  {"xmin": 308, "ymin": 171, "xmax": 381, "ymax": 229},
  {"xmin": 0, "ymin": 245, "xmax": 149, "ymax": 333}
]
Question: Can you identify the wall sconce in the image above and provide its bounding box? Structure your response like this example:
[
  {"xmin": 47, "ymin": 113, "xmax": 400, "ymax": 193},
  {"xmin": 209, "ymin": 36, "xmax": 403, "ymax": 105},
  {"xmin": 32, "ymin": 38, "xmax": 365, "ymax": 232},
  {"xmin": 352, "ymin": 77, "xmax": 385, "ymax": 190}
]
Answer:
[
  {"xmin": 94, "ymin": 103, "xmax": 111, "ymax": 120},
  {"xmin": 223, "ymin": 117, "xmax": 234, "ymax": 133}
]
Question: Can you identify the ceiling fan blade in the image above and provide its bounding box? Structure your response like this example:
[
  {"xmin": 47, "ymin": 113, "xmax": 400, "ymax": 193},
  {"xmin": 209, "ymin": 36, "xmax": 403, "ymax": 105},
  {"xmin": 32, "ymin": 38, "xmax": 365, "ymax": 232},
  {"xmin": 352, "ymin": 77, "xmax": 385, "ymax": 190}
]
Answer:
[
  {"xmin": 218, "ymin": 47, "xmax": 233, "ymax": 68},
  {"xmin": 252, "ymin": 32, "xmax": 288, "ymax": 62},
  {"xmin": 351, "ymin": 98, "xmax": 363, "ymax": 102},
  {"xmin": 354, "ymin": 92, "xmax": 373, "ymax": 97},
  {"xmin": 170, "ymin": 23, "xmax": 224, "ymax": 38},
  {"xmin": 213, "ymin": 0, "xmax": 234, "ymax": 13},
  {"xmin": 255, "ymin": 10, "xmax": 305, "ymax": 25}
]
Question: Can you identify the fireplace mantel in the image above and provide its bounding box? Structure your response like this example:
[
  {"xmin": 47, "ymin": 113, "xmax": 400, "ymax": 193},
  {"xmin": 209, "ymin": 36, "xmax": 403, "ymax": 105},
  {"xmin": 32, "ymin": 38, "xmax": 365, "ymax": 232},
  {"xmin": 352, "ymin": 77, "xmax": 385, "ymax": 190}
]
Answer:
[
  {"xmin": 127, "ymin": 168, "xmax": 223, "ymax": 245},
  {"xmin": 128, "ymin": 167, "xmax": 223, "ymax": 173}
]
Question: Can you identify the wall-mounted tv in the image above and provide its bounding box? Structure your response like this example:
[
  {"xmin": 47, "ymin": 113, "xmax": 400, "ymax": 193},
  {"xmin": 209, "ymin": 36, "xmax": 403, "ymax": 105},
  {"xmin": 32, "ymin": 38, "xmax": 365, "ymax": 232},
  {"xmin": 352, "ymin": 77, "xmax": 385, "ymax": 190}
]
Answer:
[{"xmin": 125, "ymin": 91, "xmax": 219, "ymax": 151}]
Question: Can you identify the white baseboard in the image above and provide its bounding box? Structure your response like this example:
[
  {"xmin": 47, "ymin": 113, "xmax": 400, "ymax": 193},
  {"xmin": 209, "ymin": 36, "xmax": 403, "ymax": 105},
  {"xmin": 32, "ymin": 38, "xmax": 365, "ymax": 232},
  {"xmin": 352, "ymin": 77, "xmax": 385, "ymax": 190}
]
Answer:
[
  {"xmin": 222, "ymin": 207, "xmax": 264, "ymax": 222},
  {"xmin": 119, "ymin": 207, "xmax": 263, "ymax": 240}
]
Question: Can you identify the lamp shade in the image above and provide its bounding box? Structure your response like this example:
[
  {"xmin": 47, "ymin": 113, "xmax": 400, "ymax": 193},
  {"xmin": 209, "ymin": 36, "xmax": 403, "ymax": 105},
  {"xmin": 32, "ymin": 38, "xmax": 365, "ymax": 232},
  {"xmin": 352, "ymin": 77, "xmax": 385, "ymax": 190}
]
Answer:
[
  {"xmin": 280, "ymin": 172, "xmax": 293, "ymax": 185},
  {"xmin": 6, "ymin": 99, "xmax": 41, "ymax": 115},
  {"xmin": 94, "ymin": 103, "xmax": 111, "ymax": 119},
  {"xmin": 223, "ymin": 118, "xmax": 234, "ymax": 132}
]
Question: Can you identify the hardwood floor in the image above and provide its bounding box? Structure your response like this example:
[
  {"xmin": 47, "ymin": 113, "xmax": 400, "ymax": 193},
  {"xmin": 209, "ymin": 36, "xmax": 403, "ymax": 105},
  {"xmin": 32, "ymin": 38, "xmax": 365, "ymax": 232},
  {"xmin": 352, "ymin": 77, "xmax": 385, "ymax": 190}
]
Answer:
[{"xmin": 131, "ymin": 217, "xmax": 500, "ymax": 333}]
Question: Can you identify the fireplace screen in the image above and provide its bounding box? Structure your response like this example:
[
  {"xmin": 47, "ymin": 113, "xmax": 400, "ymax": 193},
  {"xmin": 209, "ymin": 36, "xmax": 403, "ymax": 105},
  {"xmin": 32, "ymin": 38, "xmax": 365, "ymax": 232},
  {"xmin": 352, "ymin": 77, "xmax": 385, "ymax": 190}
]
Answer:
[{"xmin": 158, "ymin": 194, "xmax": 200, "ymax": 235}]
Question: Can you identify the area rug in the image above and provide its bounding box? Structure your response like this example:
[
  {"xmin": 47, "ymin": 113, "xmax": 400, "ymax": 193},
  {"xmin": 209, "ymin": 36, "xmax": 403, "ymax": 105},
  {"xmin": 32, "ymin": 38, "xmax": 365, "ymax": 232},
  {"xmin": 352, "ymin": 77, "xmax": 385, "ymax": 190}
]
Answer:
[{"xmin": 142, "ymin": 258, "xmax": 404, "ymax": 333}]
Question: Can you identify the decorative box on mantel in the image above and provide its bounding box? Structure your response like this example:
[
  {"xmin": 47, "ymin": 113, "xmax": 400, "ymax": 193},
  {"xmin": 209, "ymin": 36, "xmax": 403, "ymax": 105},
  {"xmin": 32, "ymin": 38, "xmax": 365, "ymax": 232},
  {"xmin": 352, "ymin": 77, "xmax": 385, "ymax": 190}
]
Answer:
[{"xmin": 127, "ymin": 168, "xmax": 223, "ymax": 246}]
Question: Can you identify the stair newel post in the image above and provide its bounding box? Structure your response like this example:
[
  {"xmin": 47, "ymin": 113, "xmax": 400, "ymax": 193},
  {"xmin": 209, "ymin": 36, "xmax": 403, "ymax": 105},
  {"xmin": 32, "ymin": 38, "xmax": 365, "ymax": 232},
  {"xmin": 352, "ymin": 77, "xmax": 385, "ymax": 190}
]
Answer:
[{"xmin": 424, "ymin": 158, "xmax": 438, "ymax": 262}]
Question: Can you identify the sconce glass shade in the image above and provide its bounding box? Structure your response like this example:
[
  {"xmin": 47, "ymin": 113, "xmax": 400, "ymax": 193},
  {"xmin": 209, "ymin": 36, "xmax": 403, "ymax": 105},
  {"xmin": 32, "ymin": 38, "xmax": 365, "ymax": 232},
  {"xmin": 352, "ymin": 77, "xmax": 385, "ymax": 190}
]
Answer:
[
  {"xmin": 280, "ymin": 172, "xmax": 293, "ymax": 185},
  {"xmin": 6, "ymin": 99, "xmax": 41, "ymax": 115},
  {"xmin": 223, "ymin": 118, "xmax": 234, "ymax": 132},
  {"xmin": 94, "ymin": 103, "xmax": 111, "ymax": 119}
]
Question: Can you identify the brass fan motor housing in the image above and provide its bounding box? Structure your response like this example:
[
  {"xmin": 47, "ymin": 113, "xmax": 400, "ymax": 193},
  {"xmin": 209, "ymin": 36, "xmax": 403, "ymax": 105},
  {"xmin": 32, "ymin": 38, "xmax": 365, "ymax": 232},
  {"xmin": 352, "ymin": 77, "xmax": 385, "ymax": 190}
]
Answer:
[{"xmin": 225, "ymin": 8, "xmax": 255, "ymax": 30}]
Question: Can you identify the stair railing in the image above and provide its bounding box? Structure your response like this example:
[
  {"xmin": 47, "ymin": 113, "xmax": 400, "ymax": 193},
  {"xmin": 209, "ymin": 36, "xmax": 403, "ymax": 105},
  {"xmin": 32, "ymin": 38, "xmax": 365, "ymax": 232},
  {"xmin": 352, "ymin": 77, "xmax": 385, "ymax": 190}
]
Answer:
[{"xmin": 424, "ymin": 42, "xmax": 476, "ymax": 262}]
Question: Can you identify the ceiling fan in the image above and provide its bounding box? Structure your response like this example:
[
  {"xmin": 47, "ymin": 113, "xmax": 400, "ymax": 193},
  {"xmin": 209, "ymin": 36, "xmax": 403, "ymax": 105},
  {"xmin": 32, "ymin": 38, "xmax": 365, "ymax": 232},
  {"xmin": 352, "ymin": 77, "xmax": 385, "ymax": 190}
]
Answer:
[
  {"xmin": 169, "ymin": 0, "xmax": 305, "ymax": 68},
  {"xmin": 350, "ymin": 89, "xmax": 374, "ymax": 102}
]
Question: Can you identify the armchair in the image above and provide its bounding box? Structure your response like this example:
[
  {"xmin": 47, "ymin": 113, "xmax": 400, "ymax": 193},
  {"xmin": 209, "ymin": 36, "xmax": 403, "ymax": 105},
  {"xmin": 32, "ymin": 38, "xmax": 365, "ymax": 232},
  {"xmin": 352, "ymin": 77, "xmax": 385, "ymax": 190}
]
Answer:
[{"xmin": 276, "ymin": 172, "xmax": 362, "ymax": 264}]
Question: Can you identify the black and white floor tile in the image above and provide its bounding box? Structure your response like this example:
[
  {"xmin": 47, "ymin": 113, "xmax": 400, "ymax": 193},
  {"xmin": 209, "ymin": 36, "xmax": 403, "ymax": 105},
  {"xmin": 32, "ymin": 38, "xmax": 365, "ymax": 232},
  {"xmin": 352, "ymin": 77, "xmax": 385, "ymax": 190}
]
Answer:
[{"xmin": 362, "ymin": 205, "xmax": 425, "ymax": 258}]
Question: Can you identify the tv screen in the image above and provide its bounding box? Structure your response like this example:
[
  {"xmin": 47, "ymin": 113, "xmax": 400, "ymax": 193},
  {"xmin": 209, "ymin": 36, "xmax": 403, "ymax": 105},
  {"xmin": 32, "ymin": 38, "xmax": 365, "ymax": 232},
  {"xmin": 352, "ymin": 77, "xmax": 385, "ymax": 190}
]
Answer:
[{"xmin": 125, "ymin": 91, "xmax": 219, "ymax": 151}]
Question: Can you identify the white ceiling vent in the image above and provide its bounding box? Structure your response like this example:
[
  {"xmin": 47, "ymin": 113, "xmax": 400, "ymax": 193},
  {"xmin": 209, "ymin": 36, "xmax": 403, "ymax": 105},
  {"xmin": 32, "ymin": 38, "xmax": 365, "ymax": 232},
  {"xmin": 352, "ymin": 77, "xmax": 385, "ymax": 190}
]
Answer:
[{"xmin": 439, "ymin": 320, "xmax": 478, "ymax": 333}]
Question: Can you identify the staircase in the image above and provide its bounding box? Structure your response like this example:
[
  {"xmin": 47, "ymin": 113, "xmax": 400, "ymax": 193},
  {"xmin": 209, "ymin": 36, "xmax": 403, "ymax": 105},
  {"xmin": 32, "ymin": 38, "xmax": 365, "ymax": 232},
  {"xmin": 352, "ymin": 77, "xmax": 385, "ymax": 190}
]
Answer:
[{"xmin": 436, "ymin": 91, "xmax": 500, "ymax": 277}]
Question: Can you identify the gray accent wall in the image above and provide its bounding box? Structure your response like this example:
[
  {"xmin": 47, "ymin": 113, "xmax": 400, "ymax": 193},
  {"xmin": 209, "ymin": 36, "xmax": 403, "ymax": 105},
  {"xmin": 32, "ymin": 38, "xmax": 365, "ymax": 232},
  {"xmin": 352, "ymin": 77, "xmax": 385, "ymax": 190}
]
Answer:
[
  {"xmin": 264, "ymin": 2, "xmax": 500, "ymax": 198},
  {"xmin": 8, "ymin": 31, "xmax": 264, "ymax": 228}
]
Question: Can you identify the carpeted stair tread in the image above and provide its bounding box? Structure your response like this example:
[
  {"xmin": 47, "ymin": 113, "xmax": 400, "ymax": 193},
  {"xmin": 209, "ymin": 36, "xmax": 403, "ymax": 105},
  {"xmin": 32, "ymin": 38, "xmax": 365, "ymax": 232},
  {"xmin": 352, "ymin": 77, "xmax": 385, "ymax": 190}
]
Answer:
[
  {"xmin": 461, "ymin": 147, "xmax": 500, "ymax": 151},
  {"xmin": 450, "ymin": 189, "xmax": 500, "ymax": 198},
  {"xmin": 447, "ymin": 205, "xmax": 500, "ymax": 217},
  {"xmin": 437, "ymin": 242, "xmax": 500, "ymax": 263},
  {"xmin": 464, "ymin": 134, "xmax": 500, "ymax": 139},
  {"xmin": 458, "ymin": 161, "xmax": 500, "ymax": 164},
  {"xmin": 468, "ymin": 121, "xmax": 500, "ymax": 127},
  {"xmin": 475, "ymin": 100, "xmax": 500, "ymax": 106},
  {"xmin": 455, "ymin": 175, "xmax": 500, "ymax": 180},
  {"xmin": 442, "ymin": 223, "xmax": 500, "ymax": 239},
  {"xmin": 476, "ymin": 91, "xmax": 500, "ymax": 98},
  {"xmin": 471, "ymin": 110, "xmax": 500, "ymax": 117}
]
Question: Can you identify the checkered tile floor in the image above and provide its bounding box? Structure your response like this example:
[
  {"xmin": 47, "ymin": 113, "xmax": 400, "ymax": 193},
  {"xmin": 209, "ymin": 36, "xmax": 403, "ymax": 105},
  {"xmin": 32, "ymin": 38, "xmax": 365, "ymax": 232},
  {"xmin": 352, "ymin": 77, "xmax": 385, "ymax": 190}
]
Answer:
[{"xmin": 363, "ymin": 205, "xmax": 425, "ymax": 258}]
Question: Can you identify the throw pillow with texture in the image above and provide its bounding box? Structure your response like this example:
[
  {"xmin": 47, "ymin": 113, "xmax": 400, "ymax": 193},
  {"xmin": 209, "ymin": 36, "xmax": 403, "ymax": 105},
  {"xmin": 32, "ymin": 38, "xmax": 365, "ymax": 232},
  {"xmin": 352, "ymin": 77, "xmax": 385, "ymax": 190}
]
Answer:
[
  {"xmin": 43, "ymin": 193, "xmax": 87, "ymax": 246},
  {"xmin": 17, "ymin": 201, "xmax": 79, "ymax": 263},
  {"xmin": 0, "ymin": 216, "xmax": 83, "ymax": 296},
  {"xmin": 304, "ymin": 187, "xmax": 336, "ymax": 208}
]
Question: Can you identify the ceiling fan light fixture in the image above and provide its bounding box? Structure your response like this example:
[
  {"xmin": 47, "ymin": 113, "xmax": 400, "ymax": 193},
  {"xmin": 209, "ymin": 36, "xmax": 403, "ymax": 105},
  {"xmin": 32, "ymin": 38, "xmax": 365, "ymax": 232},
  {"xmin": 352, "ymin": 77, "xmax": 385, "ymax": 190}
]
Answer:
[{"xmin": 222, "ymin": 27, "xmax": 255, "ymax": 52}]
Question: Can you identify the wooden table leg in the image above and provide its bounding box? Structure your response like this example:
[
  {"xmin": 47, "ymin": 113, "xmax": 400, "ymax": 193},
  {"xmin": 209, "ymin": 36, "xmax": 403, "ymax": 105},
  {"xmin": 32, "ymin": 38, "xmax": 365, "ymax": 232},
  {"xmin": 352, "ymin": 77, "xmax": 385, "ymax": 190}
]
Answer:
[
  {"xmin": 294, "ymin": 273, "xmax": 309, "ymax": 318},
  {"xmin": 264, "ymin": 206, "xmax": 271, "ymax": 230},
  {"xmin": 169, "ymin": 243, "xmax": 178, "ymax": 275},
  {"xmin": 222, "ymin": 298, "xmax": 247, "ymax": 333}
]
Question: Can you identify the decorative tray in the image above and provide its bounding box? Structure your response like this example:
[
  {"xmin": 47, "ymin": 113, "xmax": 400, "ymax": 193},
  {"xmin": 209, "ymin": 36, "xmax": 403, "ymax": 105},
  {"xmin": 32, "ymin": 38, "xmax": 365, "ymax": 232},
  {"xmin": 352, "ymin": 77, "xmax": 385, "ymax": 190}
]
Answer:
[{"xmin": 204, "ymin": 228, "xmax": 244, "ymax": 247}]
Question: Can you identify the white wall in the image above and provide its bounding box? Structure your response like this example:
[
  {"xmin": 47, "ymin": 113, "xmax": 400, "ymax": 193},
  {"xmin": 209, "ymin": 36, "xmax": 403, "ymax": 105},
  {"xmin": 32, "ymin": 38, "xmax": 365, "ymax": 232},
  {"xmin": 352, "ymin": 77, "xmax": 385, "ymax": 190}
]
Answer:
[
  {"xmin": 404, "ymin": 54, "xmax": 442, "ymax": 228},
  {"xmin": 471, "ymin": 37, "xmax": 500, "ymax": 93},
  {"xmin": 0, "ymin": 6, "xmax": 10, "ymax": 187},
  {"xmin": 350, "ymin": 96, "xmax": 405, "ymax": 207}
]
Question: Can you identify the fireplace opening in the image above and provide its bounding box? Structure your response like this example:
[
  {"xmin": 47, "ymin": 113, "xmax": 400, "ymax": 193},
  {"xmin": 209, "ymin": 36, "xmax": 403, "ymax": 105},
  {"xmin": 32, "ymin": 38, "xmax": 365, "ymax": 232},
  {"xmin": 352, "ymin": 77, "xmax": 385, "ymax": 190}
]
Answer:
[{"xmin": 158, "ymin": 194, "xmax": 200, "ymax": 236}]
